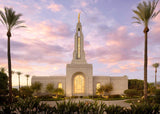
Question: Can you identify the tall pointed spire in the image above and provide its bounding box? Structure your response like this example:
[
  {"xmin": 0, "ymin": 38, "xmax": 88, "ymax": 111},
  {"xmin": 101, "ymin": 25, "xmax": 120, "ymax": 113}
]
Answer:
[
  {"xmin": 78, "ymin": 12, "xmax": 80, "ymax": 23},
  {"xmin": 71, "ymin": 13, "xmax": 87, "ymax": 64}
]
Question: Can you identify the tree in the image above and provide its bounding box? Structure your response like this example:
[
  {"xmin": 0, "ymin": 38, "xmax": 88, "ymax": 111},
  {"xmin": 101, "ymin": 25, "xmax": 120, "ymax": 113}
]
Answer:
[
  {"xmin": 103, "ymin": 84, "xmax": 113, "ymax": 95},
  {"xmin": 54, "ymin": 88, "xmax": 64, "ymax": 97},
  {"xmin": 0, "ymin": 71, "xmax": 8, "ymax": 104},
  {"xmin": 132, "ymin": 0, "xmax": 160, "ymax": 100},
  {"xmin": 0, "ymin": 72, "xmax": 8, "ymax": 95},
  {"xmin": 31, "ymin": 81, "xmax": 42, "ymax": 94},
  {"xmin": 46, "ymin": 83, "xmax": 54, "ymax": 94},
  {"xmin": 25, "ymin": 74, "xmax": 30, "ymax": 86},
  {"xmin": 16, "ymin": 72, "xmax": 22, "ymax": 91},
  {"xmin": 97, "ymin": 85, "xmax": 105, "ymax": 97},
  {"xmin": 0, "ymin": 7, "xmax": 25, "ymax": 103},
  {"xmin": 0, "ymin": 67, "xmax": 6, "ymax": 73},
  {"xmin": 152, "ymin": 63, "xmax": 159, "ymax": 88},
  {"xmin": 97, "ymin": 84, "xmax": 113, "ymax": 97}
]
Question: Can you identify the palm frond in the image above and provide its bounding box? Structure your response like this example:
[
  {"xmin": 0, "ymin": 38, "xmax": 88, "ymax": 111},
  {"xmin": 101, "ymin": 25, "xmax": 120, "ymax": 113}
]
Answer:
[
  {"xmin": 132, "ymin": 16, "xmax": 141, "ymax": 22},
  {"xmin": 0, "ymin": 10, "xmax": 7, "ymax": 25},
  {"xmin": 132, "ymin": 0, "xmax": 159, "ymax": 27},
  {"xmin": 132, "ymin": 21, "xmax": 142, "ymax": 24},
  {"xmin": 133, "ymin": 10, "xmax": 144, "ymax": 22},
  {"xmin": 0, "ymin": 7, "xmax": 25, "ymax": 31},
  {"xmin": 15, "ymin": 25, "xmax": 26, "ymax": 29}
]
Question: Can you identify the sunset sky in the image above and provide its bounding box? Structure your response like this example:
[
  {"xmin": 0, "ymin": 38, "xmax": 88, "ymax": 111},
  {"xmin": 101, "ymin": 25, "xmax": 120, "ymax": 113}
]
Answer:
[{"xmin": 0, "ymin": 0, "xmax": 160, "ymax": 86}]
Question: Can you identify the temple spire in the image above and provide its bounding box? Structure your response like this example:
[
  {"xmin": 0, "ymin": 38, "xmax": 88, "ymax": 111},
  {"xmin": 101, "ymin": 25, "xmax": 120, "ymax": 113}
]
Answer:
[
  {"xmin": 71, "ymin": 13, "xmax": 87, "ymax": 64},
  {"xmin": 78, "ymin": 12, "xmax": 80, "ymax": 23}
]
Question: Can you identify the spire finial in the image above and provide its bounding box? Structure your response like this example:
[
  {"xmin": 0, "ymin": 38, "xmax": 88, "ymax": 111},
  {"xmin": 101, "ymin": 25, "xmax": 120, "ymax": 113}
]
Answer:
[{"xmin": 78, "ymin": 12, "xmax": 81, "ymax": 23}]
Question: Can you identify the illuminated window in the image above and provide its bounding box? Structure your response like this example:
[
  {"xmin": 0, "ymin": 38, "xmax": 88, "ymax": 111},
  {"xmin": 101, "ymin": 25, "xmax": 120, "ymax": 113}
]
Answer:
[
  {"xmin": 74, "ymin": 74, "xmax": 84, "ymax": 94},
  {"xmin": 58, "ymin": 83, "xmax": 62, "ymax": 89},
  {"xmin": 96, "ymin": 83, "xmax": 101, "ymax": 95},
  {"xmin": 77, "ymin": 37, "xmax": 81, "ymax": 59},
  {"xmin": 78, "ymin": 30, "xmax": 80, "ymax": 36}
]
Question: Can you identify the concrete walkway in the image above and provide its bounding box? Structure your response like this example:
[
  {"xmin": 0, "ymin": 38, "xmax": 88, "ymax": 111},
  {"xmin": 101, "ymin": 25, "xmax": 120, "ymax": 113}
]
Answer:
[{"xmin": 41, "ymin": 99, "xmax": 130, "ymax": 108}]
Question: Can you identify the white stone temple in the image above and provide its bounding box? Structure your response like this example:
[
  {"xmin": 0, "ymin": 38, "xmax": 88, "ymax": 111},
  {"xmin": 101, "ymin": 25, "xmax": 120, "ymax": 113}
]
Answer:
[{"xmin": 32, "ymin": 15, "xmax": 128, "ymax": 96}]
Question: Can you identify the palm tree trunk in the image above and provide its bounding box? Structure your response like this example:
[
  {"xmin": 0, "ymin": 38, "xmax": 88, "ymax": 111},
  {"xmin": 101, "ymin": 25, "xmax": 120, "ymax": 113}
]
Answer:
[
  {"xmin": 18, "ymin": 75, "xmax": 20, "ymax": 91},
  {"xmin": 144, "ymin": 27, "xmax": 149, "ymax": 101},
  {"xmin": 155, "ymin": 68, "xmax": 157, "ymax": 88},
  {"xmin": 27, "ymin": 78, "xmax": 28, "ymax": 86},
  {"xmin": 7, "ymin": 31, "xmax": 12, "ymax": 103}
]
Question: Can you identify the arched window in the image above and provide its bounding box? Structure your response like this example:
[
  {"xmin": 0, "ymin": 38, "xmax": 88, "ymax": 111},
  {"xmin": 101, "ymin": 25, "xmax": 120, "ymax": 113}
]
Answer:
[
  {"xmin": 74, "ymin": 74, "xmax": 84, "ymax": 94},
  {"xmin": 96, "ymin": 83, "xmax": 101, "ymax": 95},
  {"xmin": 58, "ymin": 83, "xmax": 62, "ymax": 89}
]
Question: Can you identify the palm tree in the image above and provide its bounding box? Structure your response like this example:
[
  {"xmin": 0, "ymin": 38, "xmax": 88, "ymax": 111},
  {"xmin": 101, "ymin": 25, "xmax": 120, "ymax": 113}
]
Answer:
[
  {"xmin": 16, "ymin": 72, "xmax": 22, "ymax": 91},
  {"xmin": 25, "ymin": 74, "xmax": 30, "ymax": 86},
  {"xmin": 152, "ymin": 63, "xmax": 159, "ymax": 88},
  {"xmin": 0, "ymin": 7, "xmax": 25, "ymax": 103},
  {"xmin": 132, "ymin": 0, "xmax": 160, "ymax": 100}
]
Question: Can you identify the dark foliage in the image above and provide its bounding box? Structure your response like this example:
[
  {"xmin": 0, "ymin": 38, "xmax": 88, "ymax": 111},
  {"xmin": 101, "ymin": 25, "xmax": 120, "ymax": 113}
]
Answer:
[
  {"xmin": 124, "ymin": 89, "xmax": 139, "ymax": 97},
  {"xmin": 128, "ymin": 79, "xmax": 144, "ymax": 90}
]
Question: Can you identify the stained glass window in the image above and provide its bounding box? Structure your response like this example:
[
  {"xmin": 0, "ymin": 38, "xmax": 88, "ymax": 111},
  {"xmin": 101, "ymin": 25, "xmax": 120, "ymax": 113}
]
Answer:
[
  {"xmin": 77, "ymin": 37, "xmax": 81, "ymax": 59},
  {"xmin": 74, "ymin": 74, "xmax": 84, "ymax": 94},
  {"xmin": 96, "ymin": 83, "xmax": 101, "ymax": 95},
  {"xmin": 58, "ymin": 83, "xmax": 62, "ymax": 89}
]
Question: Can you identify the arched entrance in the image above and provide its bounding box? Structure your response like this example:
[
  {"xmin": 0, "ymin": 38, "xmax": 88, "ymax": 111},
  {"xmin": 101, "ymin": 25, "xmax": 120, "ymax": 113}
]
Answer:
[{"xmin": 73, "ymin": 73, "xmax": 85, "ymax": 95}]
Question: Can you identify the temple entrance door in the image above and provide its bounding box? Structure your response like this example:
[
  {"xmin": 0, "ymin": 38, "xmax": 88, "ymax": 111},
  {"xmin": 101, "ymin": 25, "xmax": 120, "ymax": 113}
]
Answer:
[{"xmin": 73, "ymin": 74, "xmax": 85, "ymax": 96}]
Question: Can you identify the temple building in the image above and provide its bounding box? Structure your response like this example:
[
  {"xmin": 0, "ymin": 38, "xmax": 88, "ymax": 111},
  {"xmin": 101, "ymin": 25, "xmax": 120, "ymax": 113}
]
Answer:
[{"xmin": 32, "ymin": 14, "xmax": 128, "ymax": 96}]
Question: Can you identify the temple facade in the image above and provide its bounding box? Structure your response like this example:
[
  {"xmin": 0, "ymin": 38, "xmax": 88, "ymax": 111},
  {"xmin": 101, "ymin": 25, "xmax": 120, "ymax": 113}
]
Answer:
[{"xmin": 32, "ymin": 15, "xmax": 128, "ymax": 96}]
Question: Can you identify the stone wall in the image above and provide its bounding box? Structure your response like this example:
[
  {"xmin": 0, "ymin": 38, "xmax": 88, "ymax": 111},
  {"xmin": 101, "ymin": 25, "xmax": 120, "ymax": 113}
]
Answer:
[
  {"xmin": 93, "ymin": 76, "xmax": 128, "ymax": 95},
  {"xmin": 32, "ymin": 75, "xmax": 128, "ymax": 96},
  {"xmin": 32, "ymin": 76, "xmax": 66, "ymax": 94}
]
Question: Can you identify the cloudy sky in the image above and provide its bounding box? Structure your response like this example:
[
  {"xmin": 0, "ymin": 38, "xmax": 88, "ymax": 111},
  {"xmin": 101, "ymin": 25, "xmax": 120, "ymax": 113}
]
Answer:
[{"xmin": 0, "ymin": 0, "xmax": 160, "ymax": 86}]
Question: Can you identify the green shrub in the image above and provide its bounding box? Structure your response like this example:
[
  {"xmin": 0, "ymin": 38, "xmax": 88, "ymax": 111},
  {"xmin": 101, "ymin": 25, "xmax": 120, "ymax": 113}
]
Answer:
[
  {"xmin": 137, "ymin": 90, "xmax": 143, "ymax": 96},
  {"xmin": 80, "ymin": 96, "xmax": 83, "ymax": 98},
  {"xmin": 130, "ymin": 103, "xmax": 160, "ymax": 114},
  {"xmin": 20, "ymin": 86, "xmax": 33, "ymax": 98},
  {"xmin": 128, "ymin": 79, "xmax": 144, "ymax": 90},
  {"xmin": 71, "ymin": 96, "xmax": 78, "ymax": 98},
  {"xmin": 1, "ymin": 98, "xmax": 160, "ymax": 113},
  {"xmin": 104, "ymin": 105, "xmax": 127, "ymax": 114},
  {"xmin": 109, "ymin": 94, "xmax": 121, "ymax": 98},
  {"xmin": 124, "ymin": 89, "xmax": 138, "ymax": 97},
  {"xmin": 155, "ymin": 89, "xmax": 160, "ymax": 103},
  {"xmin": 92, "ymin": 95, "xmax": 99, "ymax": 98}
]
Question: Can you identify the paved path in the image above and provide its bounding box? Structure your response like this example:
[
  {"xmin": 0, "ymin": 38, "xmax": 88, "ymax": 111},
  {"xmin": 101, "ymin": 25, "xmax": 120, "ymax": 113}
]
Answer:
[{"xmin": 41, "ymin": 99, "xmax": 130, "ymax": 108}]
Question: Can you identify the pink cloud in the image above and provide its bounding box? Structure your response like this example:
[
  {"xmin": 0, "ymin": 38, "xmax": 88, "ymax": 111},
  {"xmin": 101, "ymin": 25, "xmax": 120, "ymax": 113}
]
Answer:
[
  {"xmin": 86, "ymin": 26, "xmax": 143, "ymax": 64},
  {"xmin": 47, "ymin": 3, "xmax": 63, "ymax": 12}
]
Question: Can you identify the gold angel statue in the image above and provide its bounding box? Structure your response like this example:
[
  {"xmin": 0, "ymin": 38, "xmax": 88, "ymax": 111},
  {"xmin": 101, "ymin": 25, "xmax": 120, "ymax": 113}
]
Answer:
[{"xmin": 78, "ymin": 13, "xmax": 80, "ymax": 23}]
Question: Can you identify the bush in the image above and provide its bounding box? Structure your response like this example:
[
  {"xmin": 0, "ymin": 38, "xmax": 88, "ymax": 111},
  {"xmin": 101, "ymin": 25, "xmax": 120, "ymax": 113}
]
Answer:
[
  {"xmin": 12, "ymin": 88, "xmax": 19, "ymax": 96},
  {"xmin": 128, "ymin": 79, "xmax": 144, "ymax": 90},
  {"xmin": 124, "ymin": 89, "xmax": 138, "ymax": 97},
  {"xmin": 92, "ymin": 95, "xmax": 99, "ymax": 98},
  {"xmin": 20, "ymin": 86, "xmax": 33, "ymax": 98},
  {"xmin": 130, "ymin": 103, "xmax": 160, "ymax": 114},
  {"xmin": 109, "ymin": 94, "xmax": 121, "ymax": 98},
  {"xmin": 155, "ymin": 89, "xmax": 160, "ymax": 103},
  {"xmin": 80, "ymin": 96, "xmax": 83, "ymax": 98},
  {"xmin": 1, "ymin": 98, "xmax": 160, "ymax": 113},
  {"xmin": 71, "ymin": 96, "xmax": 78, "ymax": 98}
]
